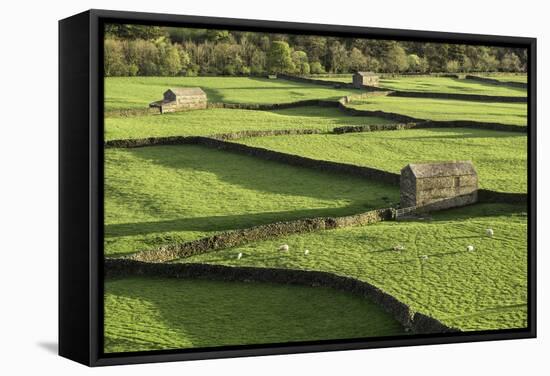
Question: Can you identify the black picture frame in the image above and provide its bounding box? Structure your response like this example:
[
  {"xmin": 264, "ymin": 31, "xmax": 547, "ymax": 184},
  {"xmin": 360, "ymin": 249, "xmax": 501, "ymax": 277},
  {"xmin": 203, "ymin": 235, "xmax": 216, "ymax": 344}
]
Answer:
[{"xmin": 59, "ymin": 9, "xmax": 537, "ymax": 367}]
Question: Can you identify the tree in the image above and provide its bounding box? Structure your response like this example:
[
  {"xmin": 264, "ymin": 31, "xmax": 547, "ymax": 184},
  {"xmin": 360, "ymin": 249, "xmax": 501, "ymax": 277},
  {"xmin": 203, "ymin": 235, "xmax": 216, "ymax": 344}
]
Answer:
[
  {"xmin": 445, "ymin": 60, "xmax": 460, "ymax": 73},
  {"xmin": 348, "ymin": 48, "xmax": 367, "ymax": 72},
  {"xmin": 302, "ymin": 36, "xmax": 327, "ymax": 63},
  {"xmin": 103, "ymin": 25, "xmax": 527, "ymax": 78},
  {"xmin": 250, "ymin": 49, "xmax": 266, "ymax": 75},
  {"xmin": 105, "ymin": 24, "xmax": 166, "ymax": 40},
  {"xmin": 132, "ymin": 39, "xmax": 160, "ymax": 75},
  {"xmin": 176, "ymin": 46, "xmax": 192, "ymax": 74},
  {"xmin": 406, "ymin": 54, "xmax": 421, "ymax": 72},
  {"xmin": 205, "ymin": 30, "xmax": 232, "ymax": 43},
  {"xmin": 291, "ymin": 50, "xmax": 310, "ymax": 75},
  {"xmin": 158, "ymin": 44, "xmax": 182, "ymax": 75},
  {"xmin": 383, "ymin": 42, "xmax": 408, "ymax": 73},
  {"xmin": 366, "ymin": 57, "xmax": 381, "ymax": 72},
  {"xmin": 328, "ymin": 41, "xmax": 348, "ymax": 73},
  {"xmin": 267, "ymin": 41, "xmax": 295, "ymax": 74},
  {"xmin": 478, "ymin": 48, "xmax": 499, "ymax": 71},
  {"xmin": 424, "ymin": 43, "xmax": 448, "ymax": 72},
  {"xmin": 104, "ymin": 38, "xmax": 128, "ymax": 76},
  {"xmin": 310, "ymin": 61, "xmax": 325, "ymax": 74},
  {"xmin": 418, "ymin": 57, "xmax": 430, "ymax": 73},
  {"xmin": 500, "ymin": 52, "xmax": 523, "ymax": 72}
]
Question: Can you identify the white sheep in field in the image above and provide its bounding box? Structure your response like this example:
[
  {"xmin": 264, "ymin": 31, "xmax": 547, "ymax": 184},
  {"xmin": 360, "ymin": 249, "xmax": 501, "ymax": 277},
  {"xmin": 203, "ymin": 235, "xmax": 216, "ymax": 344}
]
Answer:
[
  {"xmin": 237, "ymin": 252, "xmax": 243, "ymax": 260},
  {"xmin": 304, "ymin": 249, "xmax": 310, "ymax": 255},
  {"xmin": 393, "ymin": 244, "xmax": 405, "ymax": 252},
  {"xmin": 420, "ymin": 255, "xmax": 429, "ymax": 261},
  {"xmin": 486, "ymin": 228, "xmax": 494, "ymax": 237},
  {"xmin": 467, "ymin": 245, "xmax": 475, "ymax": 252},
  {"xmin": 278, "ymin": 244, "xmax": 289, "ymax": 252}
]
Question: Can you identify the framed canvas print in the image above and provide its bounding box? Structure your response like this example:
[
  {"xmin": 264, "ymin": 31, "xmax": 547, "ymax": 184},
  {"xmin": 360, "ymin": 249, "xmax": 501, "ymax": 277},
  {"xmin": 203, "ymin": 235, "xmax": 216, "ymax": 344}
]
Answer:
[{"xmin": 59, "ymin": 9, "xmax": 536, "ymax": 366}]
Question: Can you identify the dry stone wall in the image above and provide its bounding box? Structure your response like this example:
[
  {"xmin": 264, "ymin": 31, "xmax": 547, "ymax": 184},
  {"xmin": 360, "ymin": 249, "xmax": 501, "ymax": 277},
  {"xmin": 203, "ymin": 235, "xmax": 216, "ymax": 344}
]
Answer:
[
  {"xmin": 122, "ymin": 208, "xmax": 395, "ymax": 263},
  {"xmin": 104, "ymin": 259, "xmax": 458, "ymax": 334}
]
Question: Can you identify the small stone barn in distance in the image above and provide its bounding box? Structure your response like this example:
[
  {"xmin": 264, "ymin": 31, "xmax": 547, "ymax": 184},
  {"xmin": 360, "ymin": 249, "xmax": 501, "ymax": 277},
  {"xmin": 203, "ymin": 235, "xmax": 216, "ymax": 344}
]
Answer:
[
  {"xmin": 400, "ymin": 161, "xmax": 478, "ymax": 212},
  {"xmin": 353, "ymin": 72, "xmax": 379, "ymax": 88},
  {"xmin": 150, "ymin": 87, "xmax": 207, "ymax": 113}
]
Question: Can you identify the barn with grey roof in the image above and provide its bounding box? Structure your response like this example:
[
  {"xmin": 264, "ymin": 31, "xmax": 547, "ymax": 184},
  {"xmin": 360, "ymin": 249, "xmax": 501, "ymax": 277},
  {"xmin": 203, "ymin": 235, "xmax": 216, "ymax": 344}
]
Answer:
[
  {"xmin": 400, "ymin": 161, "xmax": 478, "ymax": 212},
  {"xmin": 150, "ymin": 87, "xmax": 207, "ymax": 113},
  {"xmin": 352, "ymin": 71, "xmax": 379, "ymax": 88}
]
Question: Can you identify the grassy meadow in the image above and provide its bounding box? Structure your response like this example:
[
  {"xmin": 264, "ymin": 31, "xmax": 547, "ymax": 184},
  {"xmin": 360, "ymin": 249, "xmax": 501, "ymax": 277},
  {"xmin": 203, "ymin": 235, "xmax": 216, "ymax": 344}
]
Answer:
[
  {"xmin": 379, "ymin": 76, "xmax": 526, "ymax": 96},
  {"xmin": 235, "ymin": 128, "xmax": 527, "ymax": 193},
  {"xmin": 180, "ymin": 203, "xmax": 528, "ymax": 331},
  {"xmin": 104, "ymin": 145, "xmax": 398, "ymax": 256},
  {"xmin": 104, "ymin": 277, "xmax": 406, "ymax": 353},
  {"xmin": 478, "ymin": 74, "xmax": 528, "ymax": 83},
  {"xmin": 105, "ymin": 76, "xmax": 361, "ymax": 111},
  {"xmin": 307, "ymin": 75, "xmax": 526, "ymax": 97},
  {"xmin": 105, "ymin": 106, "xmax": 392, "ymax": 141},
  {"xmin": 347, "ymin": 96, "xmax": 527, "ymax": 126},
  {"xmin": 103, "ymin": 72, "xmax": 529, "ymax": 351}
]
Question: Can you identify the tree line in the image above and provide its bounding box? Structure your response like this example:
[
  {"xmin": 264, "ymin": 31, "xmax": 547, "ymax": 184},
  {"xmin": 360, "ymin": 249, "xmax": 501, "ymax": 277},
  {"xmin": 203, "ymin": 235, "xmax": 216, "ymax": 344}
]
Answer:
[{"xmin": 104, "ymin": 24, "xmax": 527, "ymax": 77}]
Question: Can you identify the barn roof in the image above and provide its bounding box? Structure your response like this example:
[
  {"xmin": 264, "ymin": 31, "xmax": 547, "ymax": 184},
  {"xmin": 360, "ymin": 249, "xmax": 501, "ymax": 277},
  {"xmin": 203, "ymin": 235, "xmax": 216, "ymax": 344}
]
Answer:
[
  {"xmin": 402, "ymin": 161, "xmax": 477, "ymax": 178},
  {"xmin": 355, "ymin": 71, "xmax": 378, "ymax": 77},
  {"xmin": 165, "ymin": 87, "xmax": 206, "ymax": 96}
]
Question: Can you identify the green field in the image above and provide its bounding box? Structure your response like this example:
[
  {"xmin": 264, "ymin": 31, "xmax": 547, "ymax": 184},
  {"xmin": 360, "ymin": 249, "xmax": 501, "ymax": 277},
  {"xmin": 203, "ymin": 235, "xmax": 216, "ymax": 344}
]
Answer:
[
  {"xmin": 307, "ymin": 75, "xmax": 526, "ymax": 96},
  {"xmin": 179, "ymin": 203, "xmax": 527, "ymax": 331},
  {"xmin": 347, "ymin": 96, "xmax": 527, "ymax": 126},
  {"xmin": 478, "ymin": 74, "xmax": 527, "ymax": 83},
  {"xmin": 105, "ymin": 76, "xmax": 361, "ymax": 111},
  {"xmin": 104, "ymin": 73, "xmax": 529, "ymax": 350},
  {"xmin": 235, "ymin": 128, "xmax": 527, "ymax": 193},
  {"xmin": 379, "ymin": 76, "xmax": 526, "ymax": 97},
  {"xmin": 105, "ymin": 106, "xmax": 392, "ymax": 141},
  {"xmin": 105, "ymin": 145, "xmax": 399, "ymax": 256},
  {"xmin": 105, "ymin": 277, "xmax": 406, "ymax": 352}
]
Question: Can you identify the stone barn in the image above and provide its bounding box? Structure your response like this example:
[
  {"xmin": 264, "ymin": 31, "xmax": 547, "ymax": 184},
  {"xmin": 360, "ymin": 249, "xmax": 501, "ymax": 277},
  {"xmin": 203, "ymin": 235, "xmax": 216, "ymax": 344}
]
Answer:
[
  {"xmin": 353, "ymin": 72, "xmax": 379, "ymax": 88},
  {"xmin": 150, "ymin": 87, "xmax": 207, "ymax": 113},
  {"xmin": 400, "ymin": 161, "xmax": 478, "ymax": 212}
]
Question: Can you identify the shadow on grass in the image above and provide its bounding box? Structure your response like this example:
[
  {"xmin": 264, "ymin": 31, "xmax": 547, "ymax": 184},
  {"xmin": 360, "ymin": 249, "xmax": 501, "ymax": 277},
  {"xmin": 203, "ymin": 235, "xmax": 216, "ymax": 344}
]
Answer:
[
  {"xmin": 105, "ymin": 205, "xmax": 375, "ymax": 239},
  {"xmin": 359, "ymin": 127, "xmax": 524, "ymax": 140},
  {"xmin": 121, "ymin": 144, "xmax": 397, "ymax": 204},
  {"xmin": 104, "ymin": 278, "xmax": 405, "ymax": 353}
]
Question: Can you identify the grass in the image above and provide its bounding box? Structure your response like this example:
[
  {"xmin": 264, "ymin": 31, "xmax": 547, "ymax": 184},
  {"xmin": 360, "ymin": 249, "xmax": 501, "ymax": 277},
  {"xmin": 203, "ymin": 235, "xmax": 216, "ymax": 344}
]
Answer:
[
  {"xmin": 105, "ymin": 76, "xmax": 362, "ymax": 110},
  {"xmin": 235, "ymin": 128, "xmax": 527, "ymax": 193},
  {"xmin": 347, "ymin": 96, "xmax": 527, "ymax": 126},
  {"xmin": 104, "ymin": 277, "xmax": 406, "ymax": 352},
  {"xmin": 105, "ymin": 106, "xmax": 392, "ymax": 141},
  {"xmin": 379, "ymin": 76, "xmax": 526, "ymax": 97},
  {"xmin": 306, "ymin": 75, "xmax": 526, "ymax": 96},
  {"xmin": 104, "ymin": 145, "xmax": 399, "ymax": 256},
  {"xmin": 307, "ymin": 74, "xmax": 353, "ymax": 83},
  {"xmin": 179, "ymin": 203, "xmax": 528, "ymax": 331},
  {"xmin": 477, "ymin": 74, "xmax": 527, "ymax": 83}
]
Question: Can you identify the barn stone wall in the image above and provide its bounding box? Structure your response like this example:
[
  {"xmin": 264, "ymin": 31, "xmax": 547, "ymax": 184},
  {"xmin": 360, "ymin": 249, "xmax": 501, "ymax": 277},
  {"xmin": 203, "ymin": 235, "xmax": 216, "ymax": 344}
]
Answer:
[
  {"xmin": 400, "ymin": 163, "xmax": 478, "ymax": 211},
  {"xmin": 415, "ymin": 176, "xmax": 478, "ymax": 212},
  {"xmin": 160, "ymin": 94, "xmax": 207, "ymax": 113},
  {"xmin": 353, "ymin": 74, "xmax": 379, "ymax": 88},
  {"xmin": 400, "ymin": 168, "xmax": 417, "ymax": 208}
]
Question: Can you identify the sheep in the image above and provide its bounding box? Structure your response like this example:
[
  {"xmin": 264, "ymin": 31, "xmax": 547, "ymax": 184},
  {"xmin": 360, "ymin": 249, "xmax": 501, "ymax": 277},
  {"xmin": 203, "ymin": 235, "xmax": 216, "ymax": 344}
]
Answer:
[
  {"xmin": 237, "ymin": 252, "xmax": 243, "ymax": 260},
  {"xmin": 278, "ymin": 244, "xmax": 289, "ymax": 252},
  {"xmin": 467, "ymin": 245, "xmax": 475, "ymax": 252},
  {"xmin": 393, "ymin": 244, "xmax": 405, "ymax": 252},
  {"xmin": 304, "ymin": 249, "xmax": 310, "ymax": 255},
  {"xmin": 420, "ymin": 255, "xmax": 429, "ymax": 261},
  {"xmin": 486, "ymin": 228, "xmax": 494, "ymax": 237}
]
